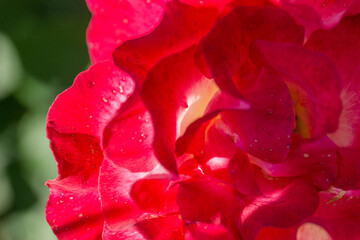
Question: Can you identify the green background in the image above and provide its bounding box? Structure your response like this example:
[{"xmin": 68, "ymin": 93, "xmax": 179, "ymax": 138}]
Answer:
[{"xmin": 0, "ymin": 0, "xmax": 91, "ymax": 239}]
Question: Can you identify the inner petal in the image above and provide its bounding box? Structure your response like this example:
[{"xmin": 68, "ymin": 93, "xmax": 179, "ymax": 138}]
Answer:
[{"xmin": 177, "ymin": 78, "xmax": 219, "ymax": 138}]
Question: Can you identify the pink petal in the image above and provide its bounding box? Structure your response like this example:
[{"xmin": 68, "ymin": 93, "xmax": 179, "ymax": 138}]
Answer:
[
  {"xmin": 141, "ymin": 46, "xmax": 218, "ymax": 174},
  {"xmin": 99, "ymin": 158, "xmax": 180, "ymax": 239},
  {"xmin": 240, "ymin": 179, "xmax": 319, "ymax": 240},
  {"xmin": 113, "ymin": 1, "xmax": 218, "ymax": 85},
  {"xmin": 187, "ymin": 222, "xmax": 237, "ymax": 240},
  {"xmin": 251, "ymin": 41, "xmax": 342, "ymax": 138},
  {"xmin": 334, "ymin": 148, "xmax": 360, "ymax": 190},
  {"xmin": 220, "ymin": 68, "xmax": 295, "ymax": 163},
  {"xmin": 47, "ymin": 60, "xmax": 134, "ymax": 137},
  {"xmin": 86, "ymin": 0, "xmax": 167, "ymax": 62},
  {"xmin": 228, "ymin": 151, "xmax": 262, "ymax": 196},
  {"xmin": 102, "ymin": 99, "xmax": 159, "ymax": 173},
  {"xmin": 271, "ymin": 0, "xmax": 360, "ymax": 35},
  {"xmin": 251, "ymin": 135, "xmax": 339, "ymax": 191},
  {"xmin": 45, "ymin": 174, "xmax": 103, "ymax": 239},
  {"xmin": 305, "ymin": 15, "xmax": 360, "ymax": 149},
  {"xmin": 202, "ymin": 6, "xmax": 304, "ymax": 98},
  {"xmin": 175, "ymin": 91, "xmax": 249, "ymax": 160},
  {"xmin": 177, "ymin": 176, "xmax": 239, "ymax": 232},
  {"xmin": 299, "ymin": 189, "xmax": 360, "ymax": 240}
]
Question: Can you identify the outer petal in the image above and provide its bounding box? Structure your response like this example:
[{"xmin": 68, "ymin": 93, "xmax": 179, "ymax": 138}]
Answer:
[
  {"xmin": 47, "ymin": 60, "xmax": 134, "ymax": 138},
  {"xmin": 46, "ymin": 174, "xmax": 103, "ymax": 240},
  {"xmin": 202, "ymin": 6, "xmax": 304, "ymax": 98},
  {"xmin": 251, "ymin": 41, "xmax": 342, "ymax": 138},
  {"xmin": 86, "ymin": 0, "xmax": 167, "ymax": 62},
  {"xmin": 113, "ymin": 1, "xmax": 218, "ymax": 85},
  {"xmin": 298, "ymin": 189, "xmax": 360, "ymax": 240},
  {"xmin": 305, "ymin": 14, "xmax": 360, "ymax": 149},
  {"xmin": 102, "ymin": 99, "xmax": 159, "ymax": 173},
  {"xmin": 240, "ymin": 179, "xmax": 319, "ymax": 240},
  {"xmin": 46, "ymin": 61, "xmax": 134, "ymax": 238},
  {"xmin": 99, "ymin": 158, "xmax": 182, "ymax": 239}
]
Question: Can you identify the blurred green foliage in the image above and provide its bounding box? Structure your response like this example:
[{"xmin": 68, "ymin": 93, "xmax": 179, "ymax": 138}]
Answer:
[{"xmin": 0, "ymin": 0, "xmax": 91, "ymax": 239}]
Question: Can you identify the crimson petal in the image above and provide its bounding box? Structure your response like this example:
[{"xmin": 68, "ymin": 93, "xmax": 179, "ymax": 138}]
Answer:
[
  {"xmin": 306, "ymin": 15, "xmax": 360, "ymax": 149},
  {"xmin": 251, "ymin": 41, "xmax": 342, "ymax": 138},
  {"xmin": 298, "ymin": 189, "xmax": 360, "ymax": 240},
  {"xmin": 334, "ymin": 148, "xmax": 360, "ymax": 190},
  {"xmin": 202, "ymin": 6, "xmax": 304, "ymax": 98},
  {"xmin": 141, "ymin": 45, "xmax": 218, "ymax": 174},
  {"xmin": 86, "ymin": 0, "xmax": 167, "ymax": 62},
  {"xmin": 113, "ymin": 1, "xmax": 218, "ymax": 86},
  {"xmin": 240, "ymin": 179, "xmax": 319, "ymax": 240},
  {"xmin": 221, "ymin": 68, "xmax": 295, "ymax": 163}
]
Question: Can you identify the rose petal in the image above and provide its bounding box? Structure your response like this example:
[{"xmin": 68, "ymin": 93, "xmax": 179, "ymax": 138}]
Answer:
[
  {"xmin": 251, "ymin": 41, "xmax": 342, "ymax": 138},
  {"xmin": 99, "ymin": 158, "xmax": 179, "ymax": 239},
  {"xmin": 187, "ymin": 222, "xmax": 237, "ymax": 240},
  {"xmin": 305, "ymin": 15, "xmax": 360, "ymax": 149},
  {"xmin": 113, "ymin": 1, "xmax": 218, "ymax": 85},
  {"xmin": 271, "ymin": 0, "xmax": 360, "ymax": 35},
  {"xmin": 102, "ymin": 99, "xmax": 159, "ymax": 173},
  {"xmin": 228, "ymin": 151, "xmax": 262, "ymax": 196},
  {"xmin": 202, "ymin": 6, "xmax": 304, "ymax": 98},
  {"xmin": 334, "ymin": 148, "xmax": 360, "ymax": 190},
  {"xmin": 177, "ymin": 176, "xmax": 239, "ymax": 232},
  {"xmin": 251, "ymin": 135, "xmax": 339, "ymax": 190},
  {"xmin": 298, "ymin": 188, "xmax": 360, "ymax": 240},
  {"xmin": 141, "ymin": 45, "xmax": 219, "ymax": 174},
  {"xmin": 221, "ymin": 68, "xmax": 295, "ymax": 163},
  {"xmin": 240, "ymin": 179, "xmax": 319, "ymax": 240},
  {"xmin": 47, "ymin": 60, "xmax": 134, "ymax": 137},
  {"xmin": 86, "ymin": 0, "xmax": 167, "ymax": 62},
  {"xmin": 46, "ymin": 174, "xmax": 103, "ymax": 239},
  {"xmin": 175, "ymin": 91, "xmax": 249, "ymax": 160}
]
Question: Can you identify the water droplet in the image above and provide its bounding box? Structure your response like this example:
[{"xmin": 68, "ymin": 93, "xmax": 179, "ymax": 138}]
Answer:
[
  {"xmin": 303, "ymin": 153, "xmax": 309, "ymax": 158},
  {"xmin": 89, "ymin": 115, "xmax": 93, "ymax": 119},
  {"xmin": 327, "ymin": 154, "xmax": 332, "ymax": 157},
  {"xmin": 102, "ymin": 97, "xmax": 108, "ymax": 103},
  {"xmin": 254, "ymin": 139, "xmax": 258, "ymax": 143},
  {"xmin": 69, "ymin": 197, "xmax": 74, "ymax": 200},
  {"xmin": 119, "ymin": 86, "xmax": 124, "ymax": 93},
  {"xmin": 269, "ymin": 148, "xmax": 273, "ymax": 152},
  {"xmin": 123, "ymin": 18, "xmax": 128, "ymax": 24},
  {"xmin": 78, "ymin": 213, "xmax": 83, "ymax": 218},
  {"xmin": 146, "ymin": 0, "xmax": 151, "ymax": 3}
]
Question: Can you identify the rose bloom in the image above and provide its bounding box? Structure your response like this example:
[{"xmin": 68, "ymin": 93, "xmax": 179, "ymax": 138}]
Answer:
[{"xmin": 45, "ymin": 0, "xmax": 360, "ymax": 239}]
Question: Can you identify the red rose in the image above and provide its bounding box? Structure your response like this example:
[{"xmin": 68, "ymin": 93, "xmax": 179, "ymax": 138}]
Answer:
[{"xmin": 46, "ymin": 0, "xmax": 360, "ymax": 239}]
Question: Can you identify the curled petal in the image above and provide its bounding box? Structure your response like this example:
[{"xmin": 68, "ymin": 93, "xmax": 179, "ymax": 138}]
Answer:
[
  {"xmin": 142, "ymin": 45, "xmax": 218, "ymax": 174},
  {"xmin": 306, "ymin": 15, "xmax": 360, "ymax": 149},
  {"xmin": 251, "ymin": 41, "xmax": 342, "ymax": 138},
  {"xmin": 113, "ymin": 1, "xmax": 218, "ymax": 85},
  {"xmin": 221, "ymin": 68, "xmax": 295, "ymax": 163},
  {"xmin": 202, "ymin": 5, "xmax": 304, "ymax": 98}
]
